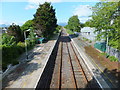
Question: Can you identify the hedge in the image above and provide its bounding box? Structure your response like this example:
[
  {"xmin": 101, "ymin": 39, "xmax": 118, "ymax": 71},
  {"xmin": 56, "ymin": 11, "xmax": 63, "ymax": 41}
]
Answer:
[{"xmin": 2, "ymin": 39, "xmax": 36, "ymax": 71}]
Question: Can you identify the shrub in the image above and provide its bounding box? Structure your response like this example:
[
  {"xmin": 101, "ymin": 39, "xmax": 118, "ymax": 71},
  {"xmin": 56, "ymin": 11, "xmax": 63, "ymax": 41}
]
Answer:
[
  {"xmin": 2, "ymin": 39, "xmax": 36, "ymax": 71},
  {"xmin": 26, "ymin": 39, "xmax": 35, "ymax": 49},
  {"xmin": 108, "ymin": 56, "xmax": 118, "ymax": 62},
  {"xmin": 54, "ymin": 25, "xmax": 61, "ymax": 34},
  {"xmin": 99, "ymin": 52, "xmax": 108, "ymax": 56},
  {"xmin": 2, "ymin": 45, "xmax": 19, "ymax": 70},
  {"xmin": 17, "ymin": 42, "xmax": 25, "ymax": 54},
  {"xmin": 82, "ymin": 37, "xmax": 89, "ymax": 41},
  {"xmin": 89, "ymin": 40, "xmax": 92, "ymax": 43},
  {"xmin": 86, "ymin": 39, "xmax": 89, "ymax": 41},
  {"xmin": 2, "ymin": 33, "xmax": 16, "ymax": 45},
  {"xmin": 67, "ymin": 29, "xmax": 74, "ymax": 35}
]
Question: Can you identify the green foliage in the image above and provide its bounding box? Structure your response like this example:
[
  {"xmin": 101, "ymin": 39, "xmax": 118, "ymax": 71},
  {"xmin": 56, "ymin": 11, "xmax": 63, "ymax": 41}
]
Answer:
[
  {"xmin": 7, "ymin": 23, "xmax": 24, "ymax": 42},
  {"xmin": 17, "ymin": 42, "xmax": 25, "ymax": 54},
  {"xmin": 80, "ymin": 23, "xmax": 85, "ymax": 28},
  {"xmin": 82, "ymin": 37, "xmax": 92, "ymax": 43},
  {"xmin": 56, "ymin": 25, "xmax": 62, "ymax": 31},
  {"xmin": 66, "ymin": 29, "xmax": 74, "ymax": 35},
  {"xmin": 87, "ymin": 2, "xmax": 119, "ymax": 50},
  {"xmin": 2, "ymin": 45, "xmax": 19, "ymax": 70},
  {"xmin": 2, "ymin": 33, "xmax": 16, "ymax": 45},
  {"xmin": 28, "ymin": 29, "xmax": 36, "ymax": 40},
  {"xmin": 21, "ymin": 20, "xmax": 36, "ymax": 41},
  {"xmin": 54, "ymin": 25, "xmax": 62, "ymax": 34},
  {"xmin": 64, "ymin": 25, "xmax": 69, "ymax": 29},
  {"xmin": 99, "ymin": 52, "xmax": 108, "ymax": 57},
  {"xmin": 2, "ymin": 40, "xmax": 36, "ymax": 71},
  {"xmin": 85, "ymin": 20, "xmax": 93, "ymax": 27},
  {"xmin": 21, "ymin": 20, "xmax": 33, "ymax": 31},
  {"xmin": 108, "ymin": 56, "xmax": 118, "ymax": 62},
  {"xmin": 25, "ymin": 38, "xmax": 36, "ymax": 49},
  {"xmin": 33, "ymin": 2, "xmax": 57, "ymax": 39},
  {"xmin": 82, "ymin": 37, "xmax": 89, "ymax": 41},
  {"xmin": 67, "ymin": 15, "xmax": 81, "ymax": 32},
  {"xmin": 89, "ymin": 40, "xmax": 92, "ymax": 43}
]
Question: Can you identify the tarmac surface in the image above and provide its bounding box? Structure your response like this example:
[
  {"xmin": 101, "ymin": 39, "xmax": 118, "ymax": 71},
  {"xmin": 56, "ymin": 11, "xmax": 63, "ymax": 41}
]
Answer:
[{"xmin": 2, "ymin": 35, "xmax": 58, "ymax": 88}]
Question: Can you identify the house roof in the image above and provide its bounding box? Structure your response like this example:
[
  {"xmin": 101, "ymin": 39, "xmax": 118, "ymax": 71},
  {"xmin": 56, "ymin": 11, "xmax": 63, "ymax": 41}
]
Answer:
[{"xmin": 81, "ymin": 27, "xmax": 95, "ymax": 33}]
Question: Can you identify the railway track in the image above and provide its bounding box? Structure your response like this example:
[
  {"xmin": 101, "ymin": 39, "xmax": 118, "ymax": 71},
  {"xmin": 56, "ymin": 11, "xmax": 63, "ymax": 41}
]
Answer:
[{"xmin": 36, "ymin": 29, "xmax": 100, "ymax": 89}]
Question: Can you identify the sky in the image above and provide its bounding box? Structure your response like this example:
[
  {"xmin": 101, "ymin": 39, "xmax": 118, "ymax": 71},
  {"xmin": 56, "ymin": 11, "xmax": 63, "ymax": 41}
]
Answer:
[{"xmin": 0, "ymin": 0, "xmax": 102, "ymax": 25}]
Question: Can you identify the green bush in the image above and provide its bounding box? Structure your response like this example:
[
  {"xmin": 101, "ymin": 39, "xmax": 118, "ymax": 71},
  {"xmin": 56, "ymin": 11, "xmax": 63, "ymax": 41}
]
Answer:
[
  {"xmin": 17, "ymin": 42, "xmax": 25, "ymax": 54},
  {"xmin": 89, "ymin": 40, "xmax": 92, "ymax": 43},
  {"xmin": 82, "ymin": 37, "xmax": 89, "ymax": 41},
  {"xmin": 2, "ymin": 33, "xmax": 16, "ymax": 45},
  {"xmin": 67, "ymin": 29, "xmax": 74, "ymax": 35},
  {"xmin": 108, "ymin": 56, "xmax": 118, "ymax": 62},
  {"xmin": 2, "ymin": 45, "xmax": 19, "ymax": 70},
  {"xmin": 26, "ymin": 39, "xmax": 35, "ymax": 49},
  {"xmin": 54, "ymin": 25, "xmax": 61, "ymax": 34},
  {"xmin": 99, "ymin": 52, "xmax": 108, "ymax": 57},
  {"xmin": 85, "ymin": 38, "xmax": 89, "ymax": 41},
  {"xmin": 2, "ymin": 39, "xmax": 36, "ymax": 71}
]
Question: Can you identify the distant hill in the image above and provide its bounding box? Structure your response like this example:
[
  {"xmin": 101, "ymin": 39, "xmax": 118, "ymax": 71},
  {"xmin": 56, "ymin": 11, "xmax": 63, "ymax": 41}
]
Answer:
[
  {"xmin": 0, "ymin": 24, "xmax": 10, "ymax": 27},
  {"xmin": 58, "ymin": 22, "xmax": 67, "ymax": 26}
]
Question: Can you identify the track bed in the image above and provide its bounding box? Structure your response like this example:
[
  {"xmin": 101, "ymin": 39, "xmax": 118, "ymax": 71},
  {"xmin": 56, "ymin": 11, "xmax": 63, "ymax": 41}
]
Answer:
[{"xmin": 36, "ymin": 29, "xmax": 100, "ymax": 89}]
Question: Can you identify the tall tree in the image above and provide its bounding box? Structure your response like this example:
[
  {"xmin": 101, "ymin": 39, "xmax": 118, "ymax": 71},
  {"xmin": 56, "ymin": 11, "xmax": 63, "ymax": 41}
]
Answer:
[
  {"xmin": 88, "ymin": 2, "xmax": 119, "ymax": 49},
  {"xmin": 33, "ymin": 2, "xmax": 57, "ymax": 38},
  {"xmin": 67, "ymin": 15, "xmax": 81, "ymax": 32},
  {"xmin": 7, "ymin": 23, "xmax": 24, "ymax": 42}
]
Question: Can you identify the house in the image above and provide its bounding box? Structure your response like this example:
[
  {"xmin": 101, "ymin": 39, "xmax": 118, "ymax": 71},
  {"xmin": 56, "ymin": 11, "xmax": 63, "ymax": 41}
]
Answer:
[
  {"xmin": 80, "ymin": 27, "xmax": 97, "ymax": 41},
  {"xmin": 0, "ymin": 28, "xmax": 7, "ymax": 34}
]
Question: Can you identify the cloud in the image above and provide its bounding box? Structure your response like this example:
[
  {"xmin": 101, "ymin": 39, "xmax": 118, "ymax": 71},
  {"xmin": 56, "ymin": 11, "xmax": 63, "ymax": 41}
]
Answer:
[
  {"xmin": 27, "ymin": 0, "xmax": 62, "ymax": 5},
  {"xmin": 73, "ymin": 5, "xmax": 92, "ymax": 23},
  {"xmin": 73, "ymin": 5, "xmax": 92, "ymax": 17},
  {"xmin": 0, "ymin": 20, "xmax": 10, "ymax": 25},
  {"xmin": 25, "ymin": 4, "xmax": 37, "ymax": 10},
  {"xmin": 25, "ymin": 0, "xmax": 62, "ymax": 10},
  {"xmin": 79, "ymin": 17, "xmax": 92, "ymax": 23},
  {"xmin": 0, "ymin": 20, "xmax": 25, "ymax": 26}
]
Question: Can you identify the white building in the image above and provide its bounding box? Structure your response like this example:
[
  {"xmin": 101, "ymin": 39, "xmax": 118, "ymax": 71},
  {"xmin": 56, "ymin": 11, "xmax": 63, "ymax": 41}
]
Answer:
[
  {"xmin": 80, "ymin": 27, "xmax": 97, "ymax": 41},
  {"xmin": 80, "ymin": 27, "xmax": 106, "ymax": 42},
  {"xmin": 0, "ymin": 28, "xmax": 7, "ymax": 34}
]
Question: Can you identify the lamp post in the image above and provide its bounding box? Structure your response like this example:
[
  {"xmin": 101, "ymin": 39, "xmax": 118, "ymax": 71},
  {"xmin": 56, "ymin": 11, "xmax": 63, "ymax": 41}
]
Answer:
[
  {"xmin": 106, "ymin": 8, "xmax": 119, "ymax": 54},
  {"xmin": 106, "ymin": 19, "xmax": 114, "ymax": 55},
  {"xmin": 24, "ymin": 29, "xmax": 30, "ymax": 60}
]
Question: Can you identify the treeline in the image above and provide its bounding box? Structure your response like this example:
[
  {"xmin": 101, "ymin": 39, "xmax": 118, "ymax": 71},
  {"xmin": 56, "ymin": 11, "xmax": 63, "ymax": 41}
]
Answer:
[
  {"xmin": 1, "ymin": 2, "xmax": 60, "ymax": 70},
  {"xmin": 85, "ymin": 2, "xmax": 120, "ymax": 50}
]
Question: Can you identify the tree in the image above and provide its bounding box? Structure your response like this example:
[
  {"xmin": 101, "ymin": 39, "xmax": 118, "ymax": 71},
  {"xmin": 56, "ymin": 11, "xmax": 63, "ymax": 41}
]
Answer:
[
  {"xmin": 87, "ymin": 2, "xmax": 119, "ymax": 49},
  {"xmin": 80, "ymin": 23, "xmax": 85, "ymax": 28},
  {"xmin": 7, "ymin": 23, "xmax": 24, "ymax": 42},
  {"xmin": 67, "ymin": 15, "xmax": 81, "ymax": 32},
  {"xmin": 85, "ymin": 20, "xmax": 93, "ymax": 27},
  {"xmin": 33, "ymin": 2, "xmax": 57, "ymax": 38},
  {"xmin": 2, "ymin": 33, "xmax": 16, "ymax": 45},
  {"xmin": 21, "ymin": 20, "xmax": 33, "ymax": 31},
  {"xmin": 21, "ymin": 20, "xmax": 36, "ymax": 40}
]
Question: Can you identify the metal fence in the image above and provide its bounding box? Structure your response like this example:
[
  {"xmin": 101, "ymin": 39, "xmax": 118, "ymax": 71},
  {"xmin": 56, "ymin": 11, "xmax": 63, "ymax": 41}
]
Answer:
[{"xmin": 80, "ymin": 27, "xmax": 120, "ymax": 61}]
